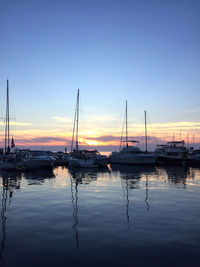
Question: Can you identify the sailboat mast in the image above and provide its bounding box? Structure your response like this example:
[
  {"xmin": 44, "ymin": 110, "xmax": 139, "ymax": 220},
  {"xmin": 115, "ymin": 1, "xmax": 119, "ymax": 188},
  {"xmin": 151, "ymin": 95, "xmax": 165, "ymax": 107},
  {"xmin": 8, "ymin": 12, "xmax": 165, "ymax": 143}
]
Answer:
[
  {"xmin": 145, "ymin": 110, "xmax": 147, "ymax": 152},
  {"xmin": 7, "ymin": 80, "xmax": 10, "ymax": 151},
  {"xmin": 4, "ymin": 80, "xmax": 10, "ymax": 153},
  {"xmin": 75, "ymin": 89, "xmax": 79, "ymax": 151},
  {"xmin": 125, "ymin": 100, "xmax": 128, "ymax": 147}
]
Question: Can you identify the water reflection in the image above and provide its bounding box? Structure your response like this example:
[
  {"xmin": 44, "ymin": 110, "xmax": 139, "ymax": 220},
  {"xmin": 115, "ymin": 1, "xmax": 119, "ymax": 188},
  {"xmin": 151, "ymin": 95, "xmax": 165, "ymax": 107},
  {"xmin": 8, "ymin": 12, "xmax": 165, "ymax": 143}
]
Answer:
[
  {"xmin": 70, "ymin": 176, "xmax": 79, "ymax": 248},
  {"xmin": 113, "ymin": 165, "xmax": 156, "ymax": 226},
  {"xmin": 145, "ymin": 173, "xmax": 150, "ymax": 211},
  {"xmin": 120, "ymin": 177, "xmax": 130, "ymax": 228},
  {"xmin": 23, "ymin": 169, "xmax": 55, "ymax": 185},
  {"xmin": 0, "ymin": 174, "xmax": 22, "ymax": 267},
  {"xmin": 68, "ymin": 167, "xmax": 109, "ymax": 248},
  {"xmin": 111, "ymin": 164, "xmax": 156, "ymax": 189},
  {"xmin": 68, "ymin": 167, "xmax": 101, "ymax": 185},
  {"xmin": 164, "ymin": 167, "xmax": 190, "ymax": 187},
  {"xmin": 0, "ymin": 182, "xmax": 7, "ymax": 267},
  {"xmin": 0, "ymin": 165, "xmax": 199, "ymax": 267}
]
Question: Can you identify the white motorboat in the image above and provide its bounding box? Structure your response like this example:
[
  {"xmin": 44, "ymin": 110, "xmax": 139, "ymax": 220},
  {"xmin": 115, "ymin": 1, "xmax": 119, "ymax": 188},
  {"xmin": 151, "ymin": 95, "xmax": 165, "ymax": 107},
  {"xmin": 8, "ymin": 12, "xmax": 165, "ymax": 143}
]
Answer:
[{"xmin": 155, "ymin": 141, "xmax": 189, "ymax": 166}]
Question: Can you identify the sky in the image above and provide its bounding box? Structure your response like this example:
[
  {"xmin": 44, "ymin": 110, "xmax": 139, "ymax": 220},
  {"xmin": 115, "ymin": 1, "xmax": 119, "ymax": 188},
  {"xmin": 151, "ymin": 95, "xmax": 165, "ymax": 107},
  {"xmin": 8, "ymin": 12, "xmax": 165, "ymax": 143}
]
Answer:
[{"xmin": 0, "ymin": 0, "xmax": 200, "ymax": 151}]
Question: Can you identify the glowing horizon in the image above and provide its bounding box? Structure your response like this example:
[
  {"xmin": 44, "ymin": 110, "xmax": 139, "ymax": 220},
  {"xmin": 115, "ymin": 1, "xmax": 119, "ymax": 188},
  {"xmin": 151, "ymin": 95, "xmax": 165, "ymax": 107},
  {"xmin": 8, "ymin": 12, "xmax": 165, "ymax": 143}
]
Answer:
[{"xmin": 1, "ymin": 119, "xmax": 200, "ymax": 151}]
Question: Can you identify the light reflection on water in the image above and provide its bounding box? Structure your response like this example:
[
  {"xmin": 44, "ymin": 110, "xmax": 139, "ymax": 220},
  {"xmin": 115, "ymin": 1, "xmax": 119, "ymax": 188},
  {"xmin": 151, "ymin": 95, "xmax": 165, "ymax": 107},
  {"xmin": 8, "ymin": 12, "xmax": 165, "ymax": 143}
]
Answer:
[{"xmin": 0, "ymin": 166, "xmax": 200, "ymax": 267}]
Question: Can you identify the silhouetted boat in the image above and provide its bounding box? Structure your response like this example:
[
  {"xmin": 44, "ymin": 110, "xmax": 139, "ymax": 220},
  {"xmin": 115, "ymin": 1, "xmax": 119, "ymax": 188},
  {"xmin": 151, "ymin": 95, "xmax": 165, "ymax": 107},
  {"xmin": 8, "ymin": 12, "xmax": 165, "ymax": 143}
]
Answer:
[
  {"xmin": 155, "ymin": 141, "xmax": 189, "ymax": 166},
  {"xmin": 189, "ymin": 149, "xmax": 200, "ymax": 166},
  {"xmin": 21, "ymin": 151, "xmax": 54, "ymax": 170}
]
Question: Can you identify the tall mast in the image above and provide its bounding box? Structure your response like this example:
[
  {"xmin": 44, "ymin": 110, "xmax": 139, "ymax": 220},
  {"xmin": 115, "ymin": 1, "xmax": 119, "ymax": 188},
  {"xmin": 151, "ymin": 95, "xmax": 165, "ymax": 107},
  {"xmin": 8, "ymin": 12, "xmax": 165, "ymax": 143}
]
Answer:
[
  {"xmin": 144, "ymin": 110, "xmax": 147, "ymax": 152},
  {"xmin": 4, "ymin": 80, "xmax": 10, "ymax": 153},
  {"xmin": 71, "ymin": 89, "xmax": 80, "ymax": 152},
  {"xmin": 7, "ymin": 80, "xmax": 10, "ymax": 151},
  {"xmin": 125, "ymin": 100, "xmax": 128, "ymax": 147},
  {"xmin": 75, "ymin": 89, "xmax": 79, "ymax": 151}
]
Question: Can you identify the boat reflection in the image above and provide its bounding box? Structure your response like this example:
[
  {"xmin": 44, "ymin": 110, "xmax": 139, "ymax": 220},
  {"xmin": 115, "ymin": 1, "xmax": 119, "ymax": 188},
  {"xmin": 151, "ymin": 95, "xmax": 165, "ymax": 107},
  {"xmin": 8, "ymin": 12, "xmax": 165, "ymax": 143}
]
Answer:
[
  {"xmin": 23, "ymin": 169, "xmax": 55, "ymax": 185},
  {"xmin": 111, "ymin": 164, "xmax": 157, "ymax": 189},
  {"xmin": 163, "ymin": 166, "xmax": 191, "ymax": 187},
  {"xmin": 68, "ymin": 167, "xmax": 109, "ymax": 185}
]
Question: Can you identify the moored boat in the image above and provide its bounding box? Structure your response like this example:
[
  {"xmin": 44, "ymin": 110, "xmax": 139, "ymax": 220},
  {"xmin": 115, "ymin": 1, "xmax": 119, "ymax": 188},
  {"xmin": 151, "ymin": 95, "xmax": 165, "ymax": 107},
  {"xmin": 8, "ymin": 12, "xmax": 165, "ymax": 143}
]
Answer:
[
  {"xmin": 21, "ymin": 151, "xmax": 54, "ymax": 170},
  {"xmin": 189, "ymin": 149, "xmax": 200, "ymax": 166},
  {"xmin": 109, "ymin": 102, "xmax": 157, "ymax": 165},
  {"xmin": 110, "ymin": 141, "xmax": 157, "ymax": 165},
  {"xmin": 69, "ymin": 89, "xmax": 108, "ymax": 168},
  {"xmin": 155, "ymin": 141, "xmax": 189, "ymax": 166}
]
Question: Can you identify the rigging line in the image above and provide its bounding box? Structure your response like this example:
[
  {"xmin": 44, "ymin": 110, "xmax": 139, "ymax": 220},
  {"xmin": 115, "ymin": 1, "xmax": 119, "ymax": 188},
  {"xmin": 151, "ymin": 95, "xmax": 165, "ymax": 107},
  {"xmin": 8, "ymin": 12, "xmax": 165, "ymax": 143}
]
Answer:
[
  {"xmin": 119, "ymin": 114, "xmax": 126, "ymax": 150},
  {"xmin": 146, "ymin": 112, "xmax": 158, "ymax": 147},
  {"xmin": 119, "ymin": 106, "xmax": 127, "ymax": 151},
  {"xmin": 71, "ymin": 90, "xmax": 79, "ymax": 152},
  {"xmin": 71, "ymin": 107, "xmax": 77, "ymax": 152}
]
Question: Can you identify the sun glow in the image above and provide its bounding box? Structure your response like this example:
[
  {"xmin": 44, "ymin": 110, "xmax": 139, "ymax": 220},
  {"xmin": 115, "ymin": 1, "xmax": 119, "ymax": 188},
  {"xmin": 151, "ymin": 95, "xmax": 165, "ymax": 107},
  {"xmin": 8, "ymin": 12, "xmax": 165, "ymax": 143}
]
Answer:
[{"xmin": 85, "ymin": 140, "xmax": 101, "ymax": 146}]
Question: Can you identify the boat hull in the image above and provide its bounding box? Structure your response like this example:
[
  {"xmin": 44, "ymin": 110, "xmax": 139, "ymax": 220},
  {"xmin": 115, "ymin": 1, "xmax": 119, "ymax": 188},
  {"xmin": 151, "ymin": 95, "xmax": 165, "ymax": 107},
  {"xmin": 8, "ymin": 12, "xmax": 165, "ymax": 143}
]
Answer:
[
  {"xmin": 0, "ymin": 161, "xmax": 22, "ymax": 170},
  {"xmin": 157, "ymin": 156, "xmax": 189, "ymax": 166},
  {"xmin": 109, "ymin": 154, "xmax": 157, "ymax": 165},
  {"xmin": 21, "ymin": 159, "xmax": 54, "ymax": 170},
  {"xmin": 69, "ymin": 158, "xmax": 98, "ymax": 168}
]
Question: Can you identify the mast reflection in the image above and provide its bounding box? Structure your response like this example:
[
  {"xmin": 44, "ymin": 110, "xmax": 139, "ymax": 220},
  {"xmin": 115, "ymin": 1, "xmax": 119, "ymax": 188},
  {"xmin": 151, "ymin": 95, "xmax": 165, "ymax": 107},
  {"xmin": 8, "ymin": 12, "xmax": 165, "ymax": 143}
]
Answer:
[
  {"xmin": 70, "ymin": 174, "xmax": 79, "ymax": 248},
  {"xmin": 145, "ymin": 173, "xmax": 150, "ymax": 211},
  {"xmin": 0, "ymin": 173, "xmax": 21, "ymax": 267},
  {"xmin": 112, "ymin": 164, "xmax": 157, "ymax": 226},
  {"xmin": 0, "ymin": 181, "xmax": 7, "ymax": 267},
  {"xmin": 68, "ymin": 167, "xmax": 105, "ymax": 247}
]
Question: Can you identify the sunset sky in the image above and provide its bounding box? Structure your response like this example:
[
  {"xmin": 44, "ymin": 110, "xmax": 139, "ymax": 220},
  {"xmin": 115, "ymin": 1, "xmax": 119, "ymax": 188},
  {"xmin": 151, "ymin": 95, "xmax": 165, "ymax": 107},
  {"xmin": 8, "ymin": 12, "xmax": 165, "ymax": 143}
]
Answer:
[{"xmin": 0, "ymin": 0, "xmax": 200, "ymax": 152}]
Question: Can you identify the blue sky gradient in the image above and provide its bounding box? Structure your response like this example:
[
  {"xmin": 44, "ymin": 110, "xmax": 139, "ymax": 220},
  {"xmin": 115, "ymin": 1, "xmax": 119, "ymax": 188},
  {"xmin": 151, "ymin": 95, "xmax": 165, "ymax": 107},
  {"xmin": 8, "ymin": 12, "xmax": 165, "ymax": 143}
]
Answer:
[{"xmin": 0, "ymin": 0, "xmax": 200, "ymax": 150}]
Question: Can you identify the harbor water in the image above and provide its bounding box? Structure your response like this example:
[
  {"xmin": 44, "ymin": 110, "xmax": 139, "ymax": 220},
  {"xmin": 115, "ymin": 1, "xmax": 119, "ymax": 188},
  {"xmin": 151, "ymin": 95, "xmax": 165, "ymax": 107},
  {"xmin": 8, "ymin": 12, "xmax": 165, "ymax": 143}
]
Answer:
[{"xmin": 0, "ymin": 165, "xmax": 200, "ymax": 267}]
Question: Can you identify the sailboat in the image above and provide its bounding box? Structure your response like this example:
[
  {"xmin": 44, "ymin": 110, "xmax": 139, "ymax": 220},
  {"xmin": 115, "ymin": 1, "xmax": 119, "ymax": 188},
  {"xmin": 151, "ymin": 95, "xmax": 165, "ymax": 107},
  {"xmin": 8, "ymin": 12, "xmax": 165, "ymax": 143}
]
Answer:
[
  {"xmin": 0, "ymin": 80, "xmax": 22, "ymax": 170},
  {"xmin": 69, "ymin": 89, "xmax": 108, "ymax": 168},
  {"xmin": 109, "ymin": 101, "xmax": 157, "ymax": 165}
]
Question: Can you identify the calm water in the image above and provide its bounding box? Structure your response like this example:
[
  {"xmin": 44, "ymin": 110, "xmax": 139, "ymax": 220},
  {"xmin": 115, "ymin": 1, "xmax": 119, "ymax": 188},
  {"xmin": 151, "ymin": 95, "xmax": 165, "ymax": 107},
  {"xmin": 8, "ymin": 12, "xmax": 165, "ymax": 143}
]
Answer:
[{"xmin": 0, "ymin": 165, "xmax": 200, "ymax": 267}]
